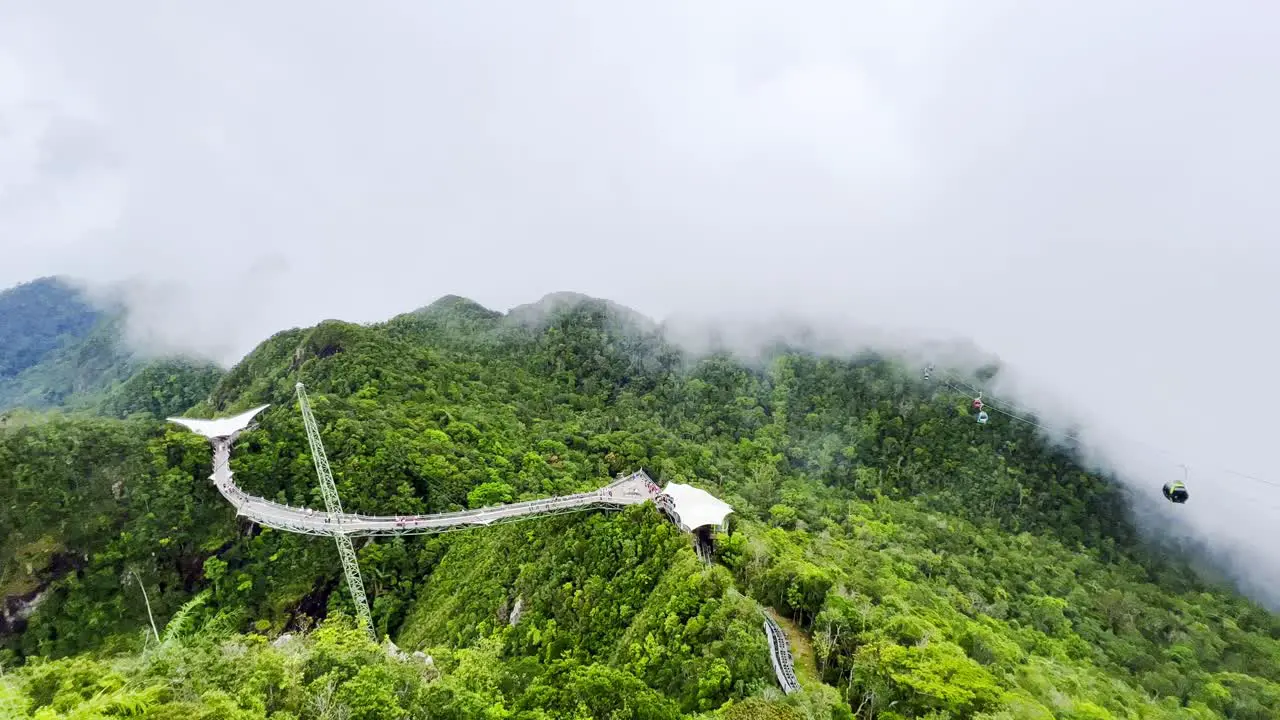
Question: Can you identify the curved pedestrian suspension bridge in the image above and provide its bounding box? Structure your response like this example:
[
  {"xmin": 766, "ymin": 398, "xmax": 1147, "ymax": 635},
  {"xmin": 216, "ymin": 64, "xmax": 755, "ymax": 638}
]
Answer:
[
  {"xmin": 202, "ymin": 431, "xmax": 658, "ymax": 538},
  {"xmin": 168, "ymin": 389, "xmax": 796, "ymax": 693},
  {"xmin": 172, "ymin": 403, "xmax": 661, "ymax": 537}
]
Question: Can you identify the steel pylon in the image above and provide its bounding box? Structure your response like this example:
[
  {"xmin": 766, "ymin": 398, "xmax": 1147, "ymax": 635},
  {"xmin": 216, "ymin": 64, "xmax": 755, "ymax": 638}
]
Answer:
[{"xmin": 296, "ymin": 382, "xmax": 375, "ymax": 639}]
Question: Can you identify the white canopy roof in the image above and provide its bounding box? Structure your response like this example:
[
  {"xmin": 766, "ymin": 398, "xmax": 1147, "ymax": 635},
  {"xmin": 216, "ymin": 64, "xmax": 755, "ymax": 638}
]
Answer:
[
  {"xmin": 661, "ymin": 482, "xmax": 734, "ymax": 531},
  {"xmin": 167, "ymin": 404, "xmax": 271, "ymax": 439}
]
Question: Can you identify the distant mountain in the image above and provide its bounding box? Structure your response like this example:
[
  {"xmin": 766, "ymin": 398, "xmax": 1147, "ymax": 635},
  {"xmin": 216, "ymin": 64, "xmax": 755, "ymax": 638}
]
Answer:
[
  {"xmin": 0, "ymin": 276, "xmax": 223, "ymax": 418},
  {"xmin": 0, "ymin": 277, "xmax": 102, "ymax": 380},
  {"xmin": 410, "ymin": 294, "xmax": 504, "ymax": 323},
  {"xmin": 504, "ymin": 290, "xmax": 658, "ymax": 334}
]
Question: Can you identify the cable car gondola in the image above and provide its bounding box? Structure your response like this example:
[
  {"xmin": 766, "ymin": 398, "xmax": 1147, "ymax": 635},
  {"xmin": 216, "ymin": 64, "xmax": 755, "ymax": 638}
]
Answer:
[{"xmin": 1163, "ymin": 481, "xmax": 1189, "ymax": 503}]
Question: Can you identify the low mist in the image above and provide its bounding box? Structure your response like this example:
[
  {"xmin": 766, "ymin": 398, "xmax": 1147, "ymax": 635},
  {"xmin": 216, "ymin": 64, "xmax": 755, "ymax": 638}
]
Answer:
[{"xmin": 3, "ymin": 2, "xmax": 1278, "ymax": 606}]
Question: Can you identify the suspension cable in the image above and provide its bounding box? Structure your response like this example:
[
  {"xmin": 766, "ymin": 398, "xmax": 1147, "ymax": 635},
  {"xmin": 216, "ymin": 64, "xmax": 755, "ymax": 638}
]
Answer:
[{"xmin": 931, "ymin": 371, "xmax": 1280, "ymax": 491}]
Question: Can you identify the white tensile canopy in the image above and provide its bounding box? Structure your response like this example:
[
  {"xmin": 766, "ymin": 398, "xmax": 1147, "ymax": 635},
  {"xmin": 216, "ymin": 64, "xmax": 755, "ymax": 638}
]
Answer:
[
  {"xmin": 167, "ymin": 404, "xmax": 271, "ymax": 440},
  {"xmin": 661, "ymin": 482, "xmax": 734, "ymax": 532}
]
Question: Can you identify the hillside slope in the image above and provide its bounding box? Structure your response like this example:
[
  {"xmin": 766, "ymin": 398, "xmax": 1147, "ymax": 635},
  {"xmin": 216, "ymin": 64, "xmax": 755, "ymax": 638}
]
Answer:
[
  {"xmin": 0, "ymin": 277, "xmax": 102, "ymax": 387},
  {"xmin": 2, "ymin": 292, "xmax": 1278, "ymax": 719},
  {"xmin": 0, "ymin": 278, "xmax": 223, "ymax": 418}
]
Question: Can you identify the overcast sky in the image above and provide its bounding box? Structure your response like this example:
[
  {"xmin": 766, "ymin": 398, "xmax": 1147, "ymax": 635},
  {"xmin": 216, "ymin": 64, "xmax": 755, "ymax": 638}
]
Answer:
[{"xmin": 3, "ymin": 1, "xmax": 1279, "ymax": 605}]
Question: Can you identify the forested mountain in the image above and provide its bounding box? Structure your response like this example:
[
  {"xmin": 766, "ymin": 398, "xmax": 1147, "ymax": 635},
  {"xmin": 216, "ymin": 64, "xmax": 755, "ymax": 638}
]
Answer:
[
  {"xmin": 0, "ymin": 278, "xmax": 102, "ymax": 384},
  {"xmin": 2, "ymin": 291, "xmax": 1278, "ymax": 719},
  {"xmin": 0, "ymin": 277, "xmax": 223, "ymax": 419}
]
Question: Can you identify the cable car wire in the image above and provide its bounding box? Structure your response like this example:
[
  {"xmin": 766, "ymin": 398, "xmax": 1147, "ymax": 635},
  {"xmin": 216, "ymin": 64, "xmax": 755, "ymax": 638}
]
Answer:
[{"xmin": 930, "ymin": 371, "xmax": 1280, "ymax": 491}]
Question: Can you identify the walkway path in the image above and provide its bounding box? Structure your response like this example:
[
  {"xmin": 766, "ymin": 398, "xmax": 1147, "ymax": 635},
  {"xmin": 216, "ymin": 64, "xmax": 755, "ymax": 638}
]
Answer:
[
  {"xmin": 763, "ymin": 612, "xmax": 800, "ymax": 694},
  {"xmin": 172, "ymin": 406, "xmax": 658, "ymax": 538},
  {"xmin": 207, "ymin": 437, "xmax": 657, "ymax": 537}
]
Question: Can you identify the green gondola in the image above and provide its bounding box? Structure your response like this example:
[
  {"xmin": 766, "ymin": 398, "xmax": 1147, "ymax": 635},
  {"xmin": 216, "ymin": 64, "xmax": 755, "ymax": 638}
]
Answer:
[{"xmin": 1163, "ymin": 480, "xmax": 1189, "ymax": 504}]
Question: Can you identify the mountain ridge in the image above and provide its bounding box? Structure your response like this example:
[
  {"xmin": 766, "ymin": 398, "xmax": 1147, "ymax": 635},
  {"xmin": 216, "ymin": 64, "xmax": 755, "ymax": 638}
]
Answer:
[
  {"xmin": 1, "ymin": 278, "xmax": 1278, "ymax": 718},
  {"xmin": 0, "ymin": 277, "xmax": 102, "ymax": 380},
  {"xmin": 0, "ymin": 277, "xmax": 225, "ymax": 419}
]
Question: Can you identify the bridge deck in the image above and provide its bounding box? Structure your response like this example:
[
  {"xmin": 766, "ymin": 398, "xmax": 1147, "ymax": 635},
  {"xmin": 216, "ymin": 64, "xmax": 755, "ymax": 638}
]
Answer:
[
  {"xmin": 763, "ymin": 612, "xmax": 800, "ymax": 694},
  {"xmin": 209, "ymin": 438, "xmax": 656, "ymax": 537}
]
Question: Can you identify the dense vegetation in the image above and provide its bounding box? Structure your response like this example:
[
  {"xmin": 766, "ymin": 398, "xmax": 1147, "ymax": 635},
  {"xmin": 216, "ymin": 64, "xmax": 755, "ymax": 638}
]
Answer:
[{"xmin": 2, "ymin": 290, "xmax": 1278, "ymax": 718}]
